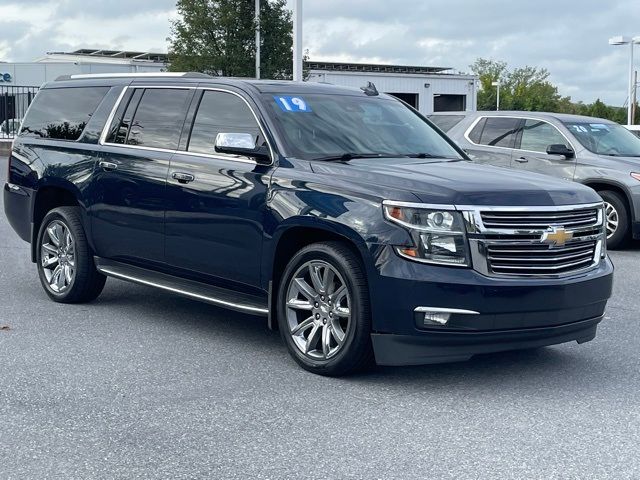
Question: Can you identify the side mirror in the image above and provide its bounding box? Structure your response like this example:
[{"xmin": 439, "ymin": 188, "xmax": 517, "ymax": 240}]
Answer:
[
  {"xmin": 546, "ymin": 144, "xmax": 574, "ymax": 158},
  {"xmin": 214, "ymin": 132, "xmax": 270, "ymax": 163}
]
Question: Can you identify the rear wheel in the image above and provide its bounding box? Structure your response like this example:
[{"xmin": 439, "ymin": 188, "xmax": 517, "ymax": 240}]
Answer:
[
  {"xmin": 36, "ymin": 207, "xmax": 106, "ymax": 303},
  {"xmin": 599, "ymin": 190, "xmax": 630, "ymax": 249},
  {"xmin": 277, "ymin": 241, "xmax": 374, "ymax": 376}
]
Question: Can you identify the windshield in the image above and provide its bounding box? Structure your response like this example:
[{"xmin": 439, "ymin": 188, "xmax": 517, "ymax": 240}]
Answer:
[
  {"xmin": 264, "ymin": 93, "xmax": 463, "ymax": 161},
  {"xmin": 563, "ymin": 121, "xmax": 640, "ymax": 156}
]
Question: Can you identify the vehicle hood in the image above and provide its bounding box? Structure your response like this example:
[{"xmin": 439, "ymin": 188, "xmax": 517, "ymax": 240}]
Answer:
[
  {"xmin": 593, "ymin": 154, "xmax": 640, "ymax": 170},
  {"xmin": 310, "ymin": 158, "xmax": 601, "ymax": 206}
]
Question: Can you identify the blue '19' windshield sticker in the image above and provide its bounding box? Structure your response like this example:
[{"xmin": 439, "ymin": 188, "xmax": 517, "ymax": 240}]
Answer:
[{"xmin": 274, "ymin": 96, "xmax": 312, "ymax": 112}]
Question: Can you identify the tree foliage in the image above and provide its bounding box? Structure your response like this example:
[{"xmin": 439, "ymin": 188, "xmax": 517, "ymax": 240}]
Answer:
[
  {"xmin": 168, "ymin": 0, "xmax": 293, "ymax": 79},
  {"xmin": 470, "ymin": 58, "xmax": 637, "ymax": 124}
]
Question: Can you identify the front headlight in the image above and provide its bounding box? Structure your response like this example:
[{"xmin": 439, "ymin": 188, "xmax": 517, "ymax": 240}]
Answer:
[{"xmin": 383, "ymin": 202, "xmax": 471, "ymax": 267}]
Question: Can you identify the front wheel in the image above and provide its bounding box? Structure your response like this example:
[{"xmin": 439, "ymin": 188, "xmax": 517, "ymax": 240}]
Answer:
[
  {"xmin": 277, "ymin": 241, "xmax": 374, "ymax": 376},
  {"xmin": 599, "ymin": 190, "xmax": 630, "ymax": 250}
]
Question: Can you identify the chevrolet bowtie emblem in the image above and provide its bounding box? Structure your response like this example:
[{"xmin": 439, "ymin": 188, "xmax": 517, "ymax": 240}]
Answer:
[{"xmin": 541, "ymin": 227, "xmax": 573, "ymax": 247}]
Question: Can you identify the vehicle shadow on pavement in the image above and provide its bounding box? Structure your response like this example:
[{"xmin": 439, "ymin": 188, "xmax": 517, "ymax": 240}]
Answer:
[{"xmin": 90, "ymin": 279, "xmax": 618, "ymax": 394}]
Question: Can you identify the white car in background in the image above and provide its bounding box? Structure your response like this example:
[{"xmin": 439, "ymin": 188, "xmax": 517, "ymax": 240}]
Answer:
[{"xmin": 625, "ymin": 124, "xmax": 640, "ymax": 138}]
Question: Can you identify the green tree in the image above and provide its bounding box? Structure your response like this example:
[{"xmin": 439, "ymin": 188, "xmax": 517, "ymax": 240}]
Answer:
[
  {"xmin": 168, "ymin": 0, "xmax": 293, "ymax": 79},
  {"xmin": 469, "ymin": 58, "xmax": 507, "ymax": 110},
  {"xmin": 470, "ymin": 58, "xmax": 639, "ymax": 124}
]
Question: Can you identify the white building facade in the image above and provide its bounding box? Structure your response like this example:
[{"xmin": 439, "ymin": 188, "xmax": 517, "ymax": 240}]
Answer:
[
  {"xmin": 0, "ymin": 49, "xmax": 167, "ymax": 88},
  {"xmin": 306, "ymin": 62, "xmax": 478, "ymax": 114}
]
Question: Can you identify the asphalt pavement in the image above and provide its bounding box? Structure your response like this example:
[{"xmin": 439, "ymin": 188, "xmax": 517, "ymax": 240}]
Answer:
[{"xmin": 1, "ymin": 160, "xmax": 639, "ymax": 479}]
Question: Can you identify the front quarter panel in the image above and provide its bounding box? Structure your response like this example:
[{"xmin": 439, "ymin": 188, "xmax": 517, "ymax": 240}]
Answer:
[{"xmin": 264, "ymin": 158, "xmax": 416, "ymax": 285}]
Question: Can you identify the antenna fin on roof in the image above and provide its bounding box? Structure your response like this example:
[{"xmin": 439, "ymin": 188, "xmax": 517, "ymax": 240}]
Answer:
[{"xmin": 360, "ymin": 81, "xmax": 379, "ymax": 96}]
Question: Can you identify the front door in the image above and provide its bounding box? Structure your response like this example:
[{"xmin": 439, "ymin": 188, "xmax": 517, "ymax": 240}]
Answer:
[
  {"xmin": 511, "ymin": 118, "xmax": 577, "ymax": 182},
  {"xmin": 90, "ymin": 86, "xmax": 194, "ymax": 263},
  {"xmin": 164, "ymin": 88, "xmax": 272, "ymax": 287}
]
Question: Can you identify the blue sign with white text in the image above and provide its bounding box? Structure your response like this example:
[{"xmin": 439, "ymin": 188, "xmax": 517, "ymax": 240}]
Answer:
[{"xmin": 274, "ymin": 96, "xmax": 312, "ymax": 112}]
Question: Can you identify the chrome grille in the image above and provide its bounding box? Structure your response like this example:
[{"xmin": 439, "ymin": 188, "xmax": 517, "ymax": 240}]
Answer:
[
  {"xmin": 468, "ymin": 203, "xmax": 605, "ymax": 278},
  {"xmin": 486, "ymin": 240, "xmax": 597, "ymax": 276},
  {"xmin": 481, "ymin": 207, "xmax": 599, "ymax": 230}
]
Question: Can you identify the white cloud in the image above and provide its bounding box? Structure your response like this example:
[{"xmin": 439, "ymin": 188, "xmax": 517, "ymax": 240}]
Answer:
[{"xmin": 1, "ymin": 0, "xmax": 640, "ymax": 105}]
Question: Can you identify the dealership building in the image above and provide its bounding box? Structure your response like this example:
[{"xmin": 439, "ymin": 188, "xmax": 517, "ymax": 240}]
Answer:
[{"xmin": 1, "ymin": 50, "xmax": 477, "ymax": 142}]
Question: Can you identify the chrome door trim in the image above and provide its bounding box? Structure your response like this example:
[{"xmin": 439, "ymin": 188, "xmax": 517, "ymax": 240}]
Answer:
[
  {"xmin": 463, "ymin": 114, "xmax": 577, "ymax": 155},
  {"xmin": 98, "ymin": 84, "xmax": 276, "ymax": 166}
]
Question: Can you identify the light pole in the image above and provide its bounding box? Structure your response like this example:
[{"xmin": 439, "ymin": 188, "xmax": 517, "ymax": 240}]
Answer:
[
  {"xmin": 255, "ymin": 0, "xmax": 260, "ymax": 79},
  {"xmin": 491, "ymin": 80, "xmax": 501, "ymax": 111},
  {"xmin": 609, "ymin": 35, "xmax": 640, "ymax": 125},
  {"xmin": 292, "ymin": 0, "xmax": 303, "ymax": 81}
]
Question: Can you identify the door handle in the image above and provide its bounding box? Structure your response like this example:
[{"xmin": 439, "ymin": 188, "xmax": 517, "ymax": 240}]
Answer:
[
  {"xmin": 98, "ymin": 160, "xmax": 118, "ymax": 171},
  {"xmin": 514, "ymin": 157, "xmax": 528, "ymax": 163},
  {"xmin": 172, "ymin": 172, "xmax": 195, "ymax": 184}
]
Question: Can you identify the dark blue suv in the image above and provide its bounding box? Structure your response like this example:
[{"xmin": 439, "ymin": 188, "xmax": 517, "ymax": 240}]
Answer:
[{"xmin": 4, "ymin": 73, "xmax": 614, "ymax": 375}]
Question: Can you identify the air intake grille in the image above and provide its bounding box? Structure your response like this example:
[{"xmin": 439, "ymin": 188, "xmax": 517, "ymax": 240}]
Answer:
[
  {"xmin": 473, "ymin": 205, "xmax": 604, "ymax": 277},
  {"xmin": 480, "ymin": 208, "xmax": 599, "ymax": 230},
  {"xmin": 486, "ymin": 240, "xmax": 597, "ymax": 276}
]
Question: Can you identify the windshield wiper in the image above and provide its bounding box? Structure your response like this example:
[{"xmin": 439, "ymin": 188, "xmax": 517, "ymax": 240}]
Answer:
[
  {"xmin": 403, "ymin": 153, "xmax": 460, "ymax": 159},
  {"xmin": 312, "ymin": 153, "xmax": 388, "ymax": 162}
]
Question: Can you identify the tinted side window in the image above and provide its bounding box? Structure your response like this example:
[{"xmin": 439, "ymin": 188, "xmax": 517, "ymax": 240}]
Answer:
[
  {"xmin": 188, "ymin": 91, "xmax": 261, "ymax": 155},
  {"xmin": 468, "ymin": 117, "xmax": 486, "ymax": 143},
  {"xmin": 20, "ymin": 87, "xmax": 108, "ymax": 140},
  {"xmin": 126, "ymin": 89, "xmax": 191, "ymax": 149},
  {"xmin": 105, "ymin": 89, "xmax": 143, "ymax": 144},
  {"xmin": 478, "ymin": 117, "xmax": 520, "ymax": 148},
  {"xmin": 519, "ymin": 119, "xmax": 567, "ymax": 152}
]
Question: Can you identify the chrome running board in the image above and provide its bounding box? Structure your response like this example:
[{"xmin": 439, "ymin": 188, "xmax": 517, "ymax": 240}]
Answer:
[{"xmin": 94, "ymin": 257, "xmax": 269, "ymax": 316}]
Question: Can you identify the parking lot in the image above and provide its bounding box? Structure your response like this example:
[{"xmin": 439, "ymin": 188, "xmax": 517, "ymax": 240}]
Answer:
[{"xmin": 1, "ymin": 166, "xmax": 639, "ymax": 479}]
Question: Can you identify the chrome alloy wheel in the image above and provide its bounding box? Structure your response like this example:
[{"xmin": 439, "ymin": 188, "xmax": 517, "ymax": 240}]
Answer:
[
  {"xmin": 40, "ymin": 220, "xmax": 76, "ymax": 293},
  {"xmin": 285, "ymin": 260, "xmax": 351, "ymax": 360},
  {"xmin": 604, "ymin": 201, "xmax": 619, "ymax": 239}
]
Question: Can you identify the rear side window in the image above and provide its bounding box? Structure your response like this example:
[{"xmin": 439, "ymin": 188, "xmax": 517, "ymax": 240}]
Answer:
[
  {"xmin": 188, "ymin": 90, "xmax": 261, "ymax": 155},
  {"xmin": 469, "ymin": 117, "xmax": 520, "ymax": 148},
  {"xmin": 467, "ymin": 117, "xmax": 486, "ymax": 143},
  {"xmin": 429, "ymin": 115, "xmax": 465, "ymax": 132},
  {"xmin": 20, "ymin": 87, "xmax": 108, "ymax": 140},
  {"xmin": 125, "ymin": 89, "xmax": 191, "ymax": 149}
]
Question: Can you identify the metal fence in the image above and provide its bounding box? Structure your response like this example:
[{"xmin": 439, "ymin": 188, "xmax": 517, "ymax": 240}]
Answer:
[{"xmin": 1, "ymin": 86, "xmax": 39, "ymax": 141}]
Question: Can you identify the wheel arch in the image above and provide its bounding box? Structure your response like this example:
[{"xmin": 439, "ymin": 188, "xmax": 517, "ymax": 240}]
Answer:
[
  {"xmin": 582, "ymin": 179, "xmax": 634, "ymax": 219},
  {"xmin": 31, "ymin": 183, "xmax": 82, "ymax": 262},
  {"xmin": 265, "ymin": 220, "xmax": 375, "ymax": 330}
]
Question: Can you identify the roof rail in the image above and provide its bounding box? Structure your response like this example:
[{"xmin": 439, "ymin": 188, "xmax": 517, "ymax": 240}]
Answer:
[{"xmin": 55, "ymin": 72, "xmax": 212, "ymax": 81}]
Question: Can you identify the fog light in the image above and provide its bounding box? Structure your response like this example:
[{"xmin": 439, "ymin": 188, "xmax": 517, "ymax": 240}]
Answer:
[
  {"xmin": 414, "ymin": 306, "xmax": 480, "ymax": 329},
  {"xmin": 422, "ymin": 311, "xmax": 451, "ymax": 325}
]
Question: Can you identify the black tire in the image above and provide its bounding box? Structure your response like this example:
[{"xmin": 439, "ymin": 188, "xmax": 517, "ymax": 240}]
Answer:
[
  {"xmin": 36, "ymin": 206, "xmax": 106, "ymax": 303},
  {"xmin": 599, "ymin": 190, "xmax": 630, "ymax": 250},
  {"xmin": 277, "ymin": 241, "xmax": 374, "ymax": 376}
]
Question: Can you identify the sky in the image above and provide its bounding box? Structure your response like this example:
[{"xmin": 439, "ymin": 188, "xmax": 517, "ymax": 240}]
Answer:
[{"xmin": 1, "ymin": 0, "xmax": 639, "ymax": 105}]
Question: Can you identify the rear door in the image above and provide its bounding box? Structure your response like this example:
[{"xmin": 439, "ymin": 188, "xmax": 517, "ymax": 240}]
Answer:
[
  {"xmin": 463, "ymin": 116, "xmax": 521, "ymax": 168},
  {"xmin": 91, "ymin": 86, "xmax": 194, "ymax": 263},
  {"xmin": 511, "ymin": 118, "xmax": 577, "ymax": 181},
  {"xmin": 163, "ymin": 87, "xmax": 273, "ymax": 287}
]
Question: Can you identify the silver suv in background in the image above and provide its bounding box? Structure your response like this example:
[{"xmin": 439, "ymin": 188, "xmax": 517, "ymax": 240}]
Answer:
[{"xmin": 432, "ymin": 111, "xmax": 640, "ymax": 248}]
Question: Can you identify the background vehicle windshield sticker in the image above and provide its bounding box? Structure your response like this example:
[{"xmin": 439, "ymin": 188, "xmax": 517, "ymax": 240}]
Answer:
[{"xmin": 274, "ymin": 96, "xmax": 312, "ymax": 112}]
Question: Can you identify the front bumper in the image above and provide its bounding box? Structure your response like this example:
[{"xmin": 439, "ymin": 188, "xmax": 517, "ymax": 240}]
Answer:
[
  {"xmin": 372, "ymin": 315, "xmax": 601, "ymax": 366},
  {"xmin": 367, "ymin": 246, "xmax": 614, "ymax": 366}
]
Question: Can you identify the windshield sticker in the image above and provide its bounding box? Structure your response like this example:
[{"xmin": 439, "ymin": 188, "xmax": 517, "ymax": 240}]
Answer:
[
  {"xmin": 589, "ymin": 123, "xmax": 609, "ymax": 130},
  {"xmin": 274, "ymin": 96, "xmax": 312, "ymax": 112}
]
